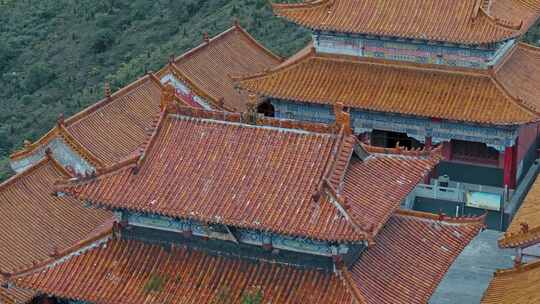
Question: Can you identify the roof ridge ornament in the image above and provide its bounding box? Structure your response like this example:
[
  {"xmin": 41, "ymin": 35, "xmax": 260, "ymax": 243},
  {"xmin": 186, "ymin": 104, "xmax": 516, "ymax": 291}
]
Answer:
[
  {"xmin": 333, "ymin": 102, "xmax": 352, "ymax": 135},
  {"xmin": 160, "ymin": 84, "xmax": 176, "ymax": 112},
  {"xmin": 104, "ymin": 81, "xmax": 112, "ymax": 99},
  {"xmin": 57, "ymin": 113, "xmax": 65, "ymax": 127}
]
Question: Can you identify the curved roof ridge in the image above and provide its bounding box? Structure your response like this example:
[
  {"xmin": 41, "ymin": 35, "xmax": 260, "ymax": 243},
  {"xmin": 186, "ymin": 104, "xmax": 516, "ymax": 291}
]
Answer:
[
  {"xmin": 318, "ymin": 53, "xmax": 491, "ymax": 77},
  {"xmin": 499, "ymin": 225, "xmax": 540, "ymax": 248},
  {"xmin": 233, "ymin": 46, "xmax": 316, "ymax": 82},
  {"xmin": 361, "ymin": 143, "xmax": 443, "ymax": 159},
  {"xmin": 233, "ymin": 22, "xmax": 284, "ymax": 62},
  {"xmin": 241, "ymin": 48, "xmax": 493, "ymax": 85},
  {"xmin": 489, "ymin": 70, "xmax": 540, "ymax": 117},
  {"xmin": 395, "ymin": 209, "xmax": 487, "ymax": 226},
  {"xmin": 316, "ymin": 130, "xmax": 371, "ymax": 239}
]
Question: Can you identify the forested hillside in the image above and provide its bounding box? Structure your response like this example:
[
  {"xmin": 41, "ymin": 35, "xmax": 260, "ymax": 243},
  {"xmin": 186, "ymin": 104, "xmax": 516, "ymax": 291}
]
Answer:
[{"xmin": 0, "ymin": 0, "xmax": 539, "ymax": 181}]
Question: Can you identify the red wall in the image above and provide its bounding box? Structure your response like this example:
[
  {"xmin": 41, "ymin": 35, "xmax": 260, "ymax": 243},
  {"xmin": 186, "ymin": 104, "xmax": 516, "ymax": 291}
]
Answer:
[{"xmin": 516, "ymin": 122, "xmax": 540, "ymax": 179}]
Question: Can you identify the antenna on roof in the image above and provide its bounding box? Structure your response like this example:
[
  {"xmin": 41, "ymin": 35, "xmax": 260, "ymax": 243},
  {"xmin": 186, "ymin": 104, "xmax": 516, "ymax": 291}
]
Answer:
[
  {"xmin": 160, "ymin": 84, "xmax": 176, "ymax": 112},
  {"xmin": 233, "ymin": 18, "xmax": 240, "ymax": 28}
]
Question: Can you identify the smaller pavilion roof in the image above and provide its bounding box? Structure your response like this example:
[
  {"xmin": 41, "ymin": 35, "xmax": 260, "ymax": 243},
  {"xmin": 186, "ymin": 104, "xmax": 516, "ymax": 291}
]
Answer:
[
  {"xmin": 499, "ymin": 172, "xmax": 540, "ymax": 248},
  {"xmin": 238, "ymin": 43, "xmax": 540, "ymax": 125},
  {"xmin": 272, "ymin": 0, "xmax": 540, "ymax": 45},
  {"xmin": 156, "ymin": 23, "xmax": 283, "ymax": 112},
  {"xmin": 481, "ymin": 259, "xmax": 540, "ymax": 304},
  {"xmin": 0, "ymin": 152, "xmax": 112, "ymax": 303},
  {"xmin": 8, "ymin": 210, "xmax": 483, "ymax": 304},
  {"xmin": 57, "ymin": 104, "xmax": 439, "ymax": 243},
  {"xmin": 9, "ymin": 74, "xmax": 170, "ymax": 167},
  {"xmin": 349, "ymin": 210, "xmax": 485, "ymax": 304}
]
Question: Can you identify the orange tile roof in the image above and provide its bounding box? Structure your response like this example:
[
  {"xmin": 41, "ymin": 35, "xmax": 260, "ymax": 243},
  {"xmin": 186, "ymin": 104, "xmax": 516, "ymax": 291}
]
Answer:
[
  {"xmin": 9, "ymin": 210, "xmax": 482, "ymax": 304},
  {"xmin": 0, "ymin": 156, "xmax": 112, "ymax": 273},
  {"xmin": 157, "ymin": 24, "xmax": 283, "ymax": 112},
  {"xmin": 65, "ymin": 75, "xmax": 163, "ymax": 166},
  {"xmin": 272, "ymin": 0, "xmax": 540, "ymax": 45},
  {"xmin": 58, "ymin": 106, "xmax": 438, "ymax": 242},
  {"xmin": 495, "ymin": 43, "xmax": 540, "ymax": 113},
  {"xmin": 499, "ymin": 171, "xmax": 540, "ymax": 248},
  {"xmin": 10, "ymin": 74, "xmax": 166, "ymax": 167},
  {"xmin": 239, "ymin": 45, "xmax": 540, "ymax": 125},
  {"xmin": 0, "ymin": 154, "xmax": 112, "ymax": 303},
  {"xmin": 348, "ymin": 210, "xmax": 485, "ymax": 304},
  {"xmin": 13, "ymin": 239, "xmax": 356, "ymax": 304},
  {"xmin": 481, "ymin": 259, "xmax": 540, "ymax": 304}
]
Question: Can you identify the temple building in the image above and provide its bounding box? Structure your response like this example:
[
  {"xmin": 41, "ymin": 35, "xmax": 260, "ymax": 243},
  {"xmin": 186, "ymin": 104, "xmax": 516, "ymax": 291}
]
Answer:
[
  {"xmin": 237, "ymin": 0, "xmax": 540, "ymax": 230},
  {"xmin": 1, "ymin": 96, "xmax": 484, "ymax": 303},
  {"xmin": 2, "ymin": 6, "xmax": 539, "ymax": 302},
  {"xmin": 9, "ymin": 23, "xmax": 281, "ymax": 175}
]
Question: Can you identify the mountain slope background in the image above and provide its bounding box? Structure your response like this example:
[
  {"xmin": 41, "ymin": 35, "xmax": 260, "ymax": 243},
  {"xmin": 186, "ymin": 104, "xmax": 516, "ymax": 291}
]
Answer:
[{"xmin": 0, "ymin": 0, "xmax": 539, "ymax": 181}]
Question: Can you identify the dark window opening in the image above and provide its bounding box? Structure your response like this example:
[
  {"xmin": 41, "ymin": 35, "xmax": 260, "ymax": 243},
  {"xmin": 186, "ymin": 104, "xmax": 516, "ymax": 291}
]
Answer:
[
  {"xmin": 451, "ymin": 139, "xmax": 499, "ymax": 165},
  {"xmin": 370, "ymin": 130, "xmax": 424, "ymax": 149},
  {"xmin": 257, "ymin": 100, "xmax": 275, "ymax": 117}
]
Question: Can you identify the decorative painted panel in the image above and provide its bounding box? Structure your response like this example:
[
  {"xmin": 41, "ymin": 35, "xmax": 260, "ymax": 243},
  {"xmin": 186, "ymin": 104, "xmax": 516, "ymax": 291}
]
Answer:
[
  {"xmin": 314, "ymin": 32, "xmax": 515, "ymax": 69},
  {"xmin": 125, "ymin": 211, "xmax": 348, "ymax": 257},
  {"xmin": 272, "ymin": 100, "xmax": 518, "ymax": 149},
  {"xmin": 10, "ymin": 137, "xmax": 94, "ymax": 173}
]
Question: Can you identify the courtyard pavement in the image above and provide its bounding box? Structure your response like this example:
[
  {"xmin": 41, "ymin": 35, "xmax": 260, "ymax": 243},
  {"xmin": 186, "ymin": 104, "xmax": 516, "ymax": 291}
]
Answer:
[{"xmin": 429, "ymin": 230, "xmax": 515, "ymax": 304}]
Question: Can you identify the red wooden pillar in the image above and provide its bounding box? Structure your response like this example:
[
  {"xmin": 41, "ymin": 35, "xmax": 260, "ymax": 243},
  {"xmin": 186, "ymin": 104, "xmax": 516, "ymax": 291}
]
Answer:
[
  {"xmin": 503, "ymin": 145, "xmax": 517, "ymax": 189},
  {"xmin": 442, "ymin": 141, "xmax": 452, "ymax": 160},
  {"xmin": 423, "ymin": 136, "xmax": 434, "ymax": 184}
]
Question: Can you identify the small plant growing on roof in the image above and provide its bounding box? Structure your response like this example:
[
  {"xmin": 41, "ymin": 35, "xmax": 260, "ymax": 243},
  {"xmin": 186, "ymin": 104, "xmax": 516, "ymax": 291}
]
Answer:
[
  {"xmin": 241, "ymin": 286, "xmax": 263, "ymax": 304},
  {"xmin": 143, "ymin": 274, "xmax": 166, "ymax": 294}
]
